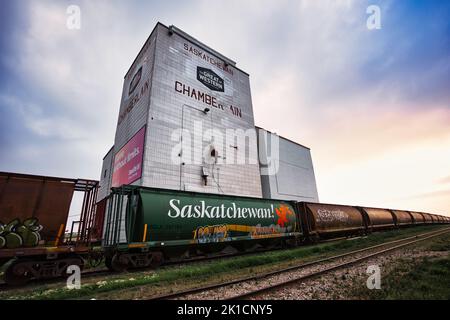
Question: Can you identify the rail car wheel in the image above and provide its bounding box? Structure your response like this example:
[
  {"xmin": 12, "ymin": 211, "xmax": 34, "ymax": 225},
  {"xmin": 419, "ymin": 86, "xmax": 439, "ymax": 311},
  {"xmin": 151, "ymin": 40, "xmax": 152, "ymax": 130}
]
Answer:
[
  {"xmin": 4, "ymin": 260, "xmax": 32, "ymax": 286},
  {"xmin": 87, "ymin": 252, "xmax": 104, "ymax": 268},
  {"xmin": 310, "ymin": 234, "xmax": 320, "ymax": 244},
  {"xmin": 149, "ymin": 252, "xmax": 164, "ymax": 268},
  {"xmin": 105, "ymin": 256, "xmax": 113, "ymax": 271},
  {"xmin": 61, "ymin": 257, "xmax": 85, "ymax": 276},
  {"xmin": 111, "ymin": 254, "xmax": 128, "ymax": 272}
]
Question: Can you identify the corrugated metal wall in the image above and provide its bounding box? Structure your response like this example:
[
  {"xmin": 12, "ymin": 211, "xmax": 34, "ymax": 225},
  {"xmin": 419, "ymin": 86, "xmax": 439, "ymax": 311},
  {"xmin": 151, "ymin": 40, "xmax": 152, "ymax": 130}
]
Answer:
[
  {"xmin": 0, "ymin": 173, "xmax": 75, "ymax": 242},
  {"xmin": 97, "ymin": 147, "xmax": 113, "ymax": 202},
  {"xmin": 257, "ymin": 127, "xmax": 319, "ymax": 202}
]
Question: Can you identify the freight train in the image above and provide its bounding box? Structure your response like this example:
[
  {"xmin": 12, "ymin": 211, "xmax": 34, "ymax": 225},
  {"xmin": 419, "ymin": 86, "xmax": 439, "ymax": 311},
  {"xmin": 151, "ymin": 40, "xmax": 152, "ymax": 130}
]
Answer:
[
  {"xmin": 0, "ymin": 171, "xmax": 449, "ymax": 285},
  {"xmin": 101, "ymin": 186, "xmax": 449, "ymax": 271}
]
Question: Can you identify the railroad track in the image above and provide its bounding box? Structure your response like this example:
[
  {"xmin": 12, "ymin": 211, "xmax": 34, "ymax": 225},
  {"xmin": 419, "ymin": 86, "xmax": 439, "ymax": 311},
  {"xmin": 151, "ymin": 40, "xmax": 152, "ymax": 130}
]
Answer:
[
  {"xmin": 0, "ymin": 228, "xmax": 445, "ymax": 292},
  {"xmin": 150, "ymin": 227, "xmax": 450, "ymax": 300},
  {"xmin": 0, "ymin": 247, "xmax": 292, "ymax": 291},
  {"xmin": 0, "ymin": 268, "xmax": 110, "ymax": 292},
  {"xmin": 0, "ymin": 236, "xmax": 349, "ymax": 291}
]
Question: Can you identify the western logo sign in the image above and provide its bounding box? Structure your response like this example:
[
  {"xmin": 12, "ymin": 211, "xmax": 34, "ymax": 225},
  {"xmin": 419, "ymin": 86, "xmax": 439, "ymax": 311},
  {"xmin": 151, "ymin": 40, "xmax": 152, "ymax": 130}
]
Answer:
[{"xmin": 197, "ymin": 67, "xmax": 224, "ymax": 92}]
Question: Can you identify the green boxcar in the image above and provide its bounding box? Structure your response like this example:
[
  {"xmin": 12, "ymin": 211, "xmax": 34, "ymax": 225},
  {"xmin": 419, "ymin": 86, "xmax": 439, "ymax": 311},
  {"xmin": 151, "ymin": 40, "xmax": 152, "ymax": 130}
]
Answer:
[{"xmin": 103, "ymin": 186, "xmax": 301, "ymax": 270}]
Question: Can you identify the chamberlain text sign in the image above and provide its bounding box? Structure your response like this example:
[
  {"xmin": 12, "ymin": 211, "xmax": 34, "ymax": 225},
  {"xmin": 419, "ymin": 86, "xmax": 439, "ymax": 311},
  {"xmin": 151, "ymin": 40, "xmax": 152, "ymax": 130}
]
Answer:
[{"xmin": 111, "ymin": 126, "xmax": 146, "ymax": 187}]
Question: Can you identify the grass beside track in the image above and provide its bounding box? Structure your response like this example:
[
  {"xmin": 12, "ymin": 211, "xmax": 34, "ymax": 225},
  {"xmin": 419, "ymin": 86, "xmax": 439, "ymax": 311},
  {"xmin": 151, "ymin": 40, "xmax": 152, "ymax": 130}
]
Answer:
[
  {"xmin": 354, "ymin": 232, "xmax": 450, "ymax": 300},
  {"xmin": 1, "ymin": 225, "xmax": 447, "ymax": 300}
]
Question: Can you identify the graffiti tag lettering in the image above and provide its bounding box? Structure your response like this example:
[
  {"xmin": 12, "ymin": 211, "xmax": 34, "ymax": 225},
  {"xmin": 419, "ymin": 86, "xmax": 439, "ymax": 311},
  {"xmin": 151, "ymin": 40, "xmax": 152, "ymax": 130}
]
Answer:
[
  {"xmin": 0, "ymin": 218, "xmax": 43, "ymax": 249},
  {"xmin": 194, "ymin": 225, "xmax": 228, "ymax": 243},
  {"xmin": 193, "ymin": 222, "xmax": 295, "ymax": 244},
  {"xmin": 316, "ymin": 209, "xmax": 349, "ymax": 223}
]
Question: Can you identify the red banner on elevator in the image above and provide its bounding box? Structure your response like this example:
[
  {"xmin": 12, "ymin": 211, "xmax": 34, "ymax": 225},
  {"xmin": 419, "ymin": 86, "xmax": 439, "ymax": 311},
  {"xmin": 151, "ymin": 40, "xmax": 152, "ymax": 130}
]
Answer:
[{"xmin": 111, "ymin": 126, "xmax": 146, "ymax": 187}]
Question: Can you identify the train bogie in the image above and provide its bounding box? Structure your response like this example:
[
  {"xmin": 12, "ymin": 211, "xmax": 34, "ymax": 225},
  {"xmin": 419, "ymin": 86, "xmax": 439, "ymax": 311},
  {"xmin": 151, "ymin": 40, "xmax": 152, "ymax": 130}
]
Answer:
[{"xmin": 2, "ymin": 250, "xmax": 86, "ymax": 286}]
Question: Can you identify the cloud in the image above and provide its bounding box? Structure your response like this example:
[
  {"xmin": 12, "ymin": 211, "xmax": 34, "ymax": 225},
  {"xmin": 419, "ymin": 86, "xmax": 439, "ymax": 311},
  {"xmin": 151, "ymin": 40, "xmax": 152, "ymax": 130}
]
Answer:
[
  {"xmin": 1, "ymin": 1, "xmax": 144, "ymax": 177},
  {"xmin": 406, "ymin": 189, "xmax": 450, "ymax": 200},
  {"xmin": 438, "ymin": 176, "xmax": 450, "ymax": 185},
  {"xmin": 310, "ymin": 104, "xmax": 450, "ymax": 167},
  {"xmin": 315, "ymin": 133, "xmax": 450, "ymax": 214},
  {"xmin": 0, "ymin": 0, "xmax": 449, "ymax": 214},
  {"xmin": 1, "ymin": 94, "xmax": 88, "ymax": 140}
]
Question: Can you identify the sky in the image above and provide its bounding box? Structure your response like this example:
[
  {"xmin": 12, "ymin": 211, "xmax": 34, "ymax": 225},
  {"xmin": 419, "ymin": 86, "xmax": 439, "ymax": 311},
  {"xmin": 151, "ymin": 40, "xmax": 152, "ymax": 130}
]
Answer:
[{"xmin": 0, "ymin": 0, "xmax": 449, "ymax": 217}]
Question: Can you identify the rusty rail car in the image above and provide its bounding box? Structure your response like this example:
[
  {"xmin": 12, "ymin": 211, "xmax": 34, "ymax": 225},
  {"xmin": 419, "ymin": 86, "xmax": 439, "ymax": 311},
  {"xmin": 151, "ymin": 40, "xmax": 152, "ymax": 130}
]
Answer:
[{"xmin": 0, "ymin": 172, "xmax": 100, "ymax": 285}]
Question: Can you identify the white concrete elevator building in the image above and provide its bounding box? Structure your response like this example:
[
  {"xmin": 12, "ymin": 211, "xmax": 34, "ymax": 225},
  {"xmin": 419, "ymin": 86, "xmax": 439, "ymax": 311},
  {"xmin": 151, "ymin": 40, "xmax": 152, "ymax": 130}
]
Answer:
[{"xmin": 98, "ymin": 23, "xmax": 319, "ymax": 204}]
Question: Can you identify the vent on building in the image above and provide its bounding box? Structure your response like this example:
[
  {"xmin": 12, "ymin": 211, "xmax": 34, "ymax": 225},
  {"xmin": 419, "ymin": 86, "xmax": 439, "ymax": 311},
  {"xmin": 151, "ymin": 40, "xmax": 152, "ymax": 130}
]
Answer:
[{"xmin": 201, "ymin": 166, "xmax": 209, "ymax": 186}]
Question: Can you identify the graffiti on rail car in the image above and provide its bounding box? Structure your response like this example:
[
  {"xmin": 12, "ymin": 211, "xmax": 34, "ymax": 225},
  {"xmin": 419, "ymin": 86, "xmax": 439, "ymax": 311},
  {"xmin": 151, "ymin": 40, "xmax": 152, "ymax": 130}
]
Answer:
[
  {"xmin": 316, "ymin": 209, "xmax": 349, "ymax": 223},
  {"xmin": 193, "ymin": 222, "xmax": 294, "ymax": 243},
  {"xmin": 0, "ymin": 218, "xmax": 43, "ymax": 249},
  {"xmin": 191, "ymin": 204, "xmax": 296, "ymax": 243},
  {"xmin": 275, "ymin": 205, "xmax": 295, "ymax": 227},
  {"xmin": 194, "ymin": 224, "xmax": 228, "ymax": 243}
]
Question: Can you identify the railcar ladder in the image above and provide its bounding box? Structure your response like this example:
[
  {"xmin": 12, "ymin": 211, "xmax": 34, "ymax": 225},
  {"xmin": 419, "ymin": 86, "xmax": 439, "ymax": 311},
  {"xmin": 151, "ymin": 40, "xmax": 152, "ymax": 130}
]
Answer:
[{"xmin": 103, "ymin": 187, "xmax": 129, "ymax": 247}]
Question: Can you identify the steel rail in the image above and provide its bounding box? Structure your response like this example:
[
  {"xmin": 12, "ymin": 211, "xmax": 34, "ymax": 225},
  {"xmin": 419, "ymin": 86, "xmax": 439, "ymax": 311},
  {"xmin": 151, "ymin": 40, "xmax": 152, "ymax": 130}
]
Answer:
[
  {"xmin": 0, "ymin": 236, "xmax": 349, "ymax": 289},
  {"xmin": 228, "ymin": 227, "xmax": 450, "ymax": 300},
  {"xmin": 0, "ymin": 227, "xmax": 447, "ymax": 291},
  {"xmin": 150, "ymin": 227, "xmax": 450, "ymax": 300}
]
